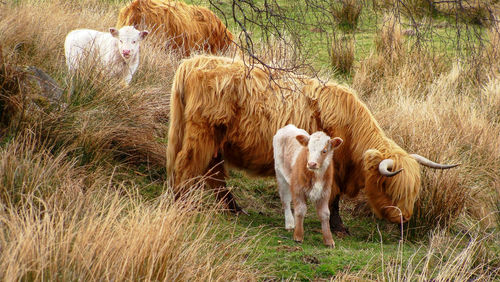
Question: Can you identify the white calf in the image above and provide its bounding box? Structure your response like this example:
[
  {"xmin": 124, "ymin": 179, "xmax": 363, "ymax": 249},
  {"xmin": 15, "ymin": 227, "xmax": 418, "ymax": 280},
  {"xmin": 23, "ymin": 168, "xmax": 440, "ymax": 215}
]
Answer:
[
  {"xmin": 64, "ymin": 26, "xmax": 148, "ymax": 85},
  {"xmin": 273, "ymin": 124, "xmax": 343, "ymax": 247}
]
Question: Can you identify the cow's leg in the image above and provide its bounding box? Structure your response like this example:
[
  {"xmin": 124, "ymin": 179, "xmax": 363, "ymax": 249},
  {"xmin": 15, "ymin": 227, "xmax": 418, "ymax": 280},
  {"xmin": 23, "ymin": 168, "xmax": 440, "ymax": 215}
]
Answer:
[
  {"xmin": 172, "ymin": 122, "xmax": 242, "ymax": 213},
  {"xmin": 172, "ymin": 122, "xmax": 220, "ymax": 196},
  {"xmin": 329, "ymin": 194, "xmax": 350, "ymax": 236},
  {"xmin": 205, "ymin": 152, "xmax": 243, "ymax": 213}
]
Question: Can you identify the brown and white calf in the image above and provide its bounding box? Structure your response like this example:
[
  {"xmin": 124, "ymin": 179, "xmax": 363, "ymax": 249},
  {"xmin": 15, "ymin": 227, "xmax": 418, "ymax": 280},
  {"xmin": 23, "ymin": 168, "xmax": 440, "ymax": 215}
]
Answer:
[{"xmin": 273, "ymin": 124, "xmax": 343, "ymax": 247}]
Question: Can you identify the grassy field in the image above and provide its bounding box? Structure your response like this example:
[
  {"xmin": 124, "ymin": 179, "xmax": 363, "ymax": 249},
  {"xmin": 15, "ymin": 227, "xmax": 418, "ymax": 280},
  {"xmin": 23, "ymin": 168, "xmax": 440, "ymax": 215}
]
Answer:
[{"xmin": 0, "ymin": 0, "xmax": 499, "ymax": 280}]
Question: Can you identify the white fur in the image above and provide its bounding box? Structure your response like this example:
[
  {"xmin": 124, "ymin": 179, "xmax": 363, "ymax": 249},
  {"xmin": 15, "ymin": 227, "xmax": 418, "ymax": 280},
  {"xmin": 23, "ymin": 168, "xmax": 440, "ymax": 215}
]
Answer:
[
  {"xmin": 64, "ymin": 26, "xmax": 148, "ymax": 85},
  {"xmin": 308, "ymin": 181, "xmax": 325, "ymax": 202}
]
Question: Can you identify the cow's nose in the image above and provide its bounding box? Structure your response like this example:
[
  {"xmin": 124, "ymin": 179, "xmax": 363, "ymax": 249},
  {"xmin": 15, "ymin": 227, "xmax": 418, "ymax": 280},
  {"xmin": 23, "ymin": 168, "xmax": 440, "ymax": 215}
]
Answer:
[
  {"xmin": 307, "ymin": 162, "xmax": 318, "ymax": 169},
  {"xmin": 122, "ymin": 50, "xmax": 130, "ymax": 55}
]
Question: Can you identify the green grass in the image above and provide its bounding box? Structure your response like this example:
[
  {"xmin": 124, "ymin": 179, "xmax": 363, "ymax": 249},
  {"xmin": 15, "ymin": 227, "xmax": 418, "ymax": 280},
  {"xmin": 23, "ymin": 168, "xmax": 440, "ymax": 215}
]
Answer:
[
  {"xmin": 219, "ymin": 171, "xmax": 499, "ymax": 280},
  {"xmin": 228, "ymin": 211, "xmax": 418, "ymax": 279}
]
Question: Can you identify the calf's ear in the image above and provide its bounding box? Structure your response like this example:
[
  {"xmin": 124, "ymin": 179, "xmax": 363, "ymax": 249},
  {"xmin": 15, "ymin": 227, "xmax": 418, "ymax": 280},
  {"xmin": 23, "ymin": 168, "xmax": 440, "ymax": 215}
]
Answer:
[
  {"xmin": 109, "ymin": 28, "xmax": 119, "ymax": 38},
  {"xmin": 329, "ymin": 137, "xmax": 343, "ymax": 149},
  {"xmin": 296, "ymin": 135, "xmax": 309, "ymax": 147},
  {"xmin": 139, "ymin": 30, "xmax": 149, "ymax": 40}
]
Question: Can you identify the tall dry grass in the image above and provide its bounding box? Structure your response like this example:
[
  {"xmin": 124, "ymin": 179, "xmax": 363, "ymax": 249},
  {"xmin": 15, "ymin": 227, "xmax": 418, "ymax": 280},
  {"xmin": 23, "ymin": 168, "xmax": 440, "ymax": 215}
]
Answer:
[
  {"xmin": 0, "ymin": 1, "xmax": 260, "ymax": 280},
  {"xmin": 353, "ymin": 16, "xmax": 500, "ymax": 230},
  {"xmin": 0, "ymin": 0, "xmax": 176, "ymax": 170},
  {"xmin": 335, "ymin": 227, "xmax": 500, "ymax": 280},
  {"xmin": 0, "ymin": 175, "xmax": 259, "ymax": 280},
  {"xmin": 385, "ymin": 227, "xmax": 499, "ymax": 280},
  {"xmin": 0, "ymin": 133, "xmax": 79, "ymax": 205},
  {"xmin": 352, "ymin": 13, "xmax": 451, "ymax": 98}
]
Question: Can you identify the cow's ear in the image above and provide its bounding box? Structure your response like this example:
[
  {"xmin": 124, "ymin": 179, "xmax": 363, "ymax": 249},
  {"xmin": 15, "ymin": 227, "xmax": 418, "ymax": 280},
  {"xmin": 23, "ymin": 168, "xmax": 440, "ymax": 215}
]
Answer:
[
  {"xmin": 296, "ymin": 135, "xmax": 309, "ymax": 147},
  {"xmin": 139, "ymin": 30, "xmax": 149, "ymax": 40},
  {"xmin": 109, "ymin": 28, "xmax": 119, "ymax": 38},
  {"xmin": 330, "ymin": 137, "xmax": 343, "ymax": 149}
]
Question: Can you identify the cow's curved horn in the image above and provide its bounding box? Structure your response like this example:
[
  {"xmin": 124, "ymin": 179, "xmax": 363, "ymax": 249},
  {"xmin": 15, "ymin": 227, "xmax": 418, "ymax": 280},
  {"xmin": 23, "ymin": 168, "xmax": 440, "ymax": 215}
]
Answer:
[
  {"xmin": 379, "ymin": 159, "xmax": 403, "ymax": 177},
  {"xmin": 410, "ymin": 154, "xmax": 460, "ymax": 169}
]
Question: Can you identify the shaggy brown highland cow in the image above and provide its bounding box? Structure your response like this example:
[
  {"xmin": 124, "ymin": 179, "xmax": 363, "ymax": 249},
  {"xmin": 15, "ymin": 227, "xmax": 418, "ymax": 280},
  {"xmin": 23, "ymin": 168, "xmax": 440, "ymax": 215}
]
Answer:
[
  {"xmin": 166, "ymin": 55, "xmax": 458, "ymax": 233},
  {"xmin": 116, "ymin": 0, "xmax": 233, "ymax": 56}
]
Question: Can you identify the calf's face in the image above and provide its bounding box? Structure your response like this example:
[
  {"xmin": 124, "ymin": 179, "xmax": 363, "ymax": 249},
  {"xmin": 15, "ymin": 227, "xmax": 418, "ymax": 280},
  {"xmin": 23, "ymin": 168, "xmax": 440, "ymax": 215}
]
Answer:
[
  {"xmin": 109, "ymin": 26, "xmax": 148, "ymax": 60},
  {"xmin": 296, "ymin": 132, "xmax": 343, "ymax": 171}
]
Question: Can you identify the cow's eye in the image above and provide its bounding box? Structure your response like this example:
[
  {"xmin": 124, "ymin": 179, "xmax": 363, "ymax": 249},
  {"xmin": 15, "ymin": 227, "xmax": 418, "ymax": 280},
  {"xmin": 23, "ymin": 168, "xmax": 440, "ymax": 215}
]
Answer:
[
  {"xmin": 322, "ymin": 149, "xmax": 327, "ymax": 154},
  {"xmin": 132, "ymin": 40, "xmax": 136, "ymax": 44}
]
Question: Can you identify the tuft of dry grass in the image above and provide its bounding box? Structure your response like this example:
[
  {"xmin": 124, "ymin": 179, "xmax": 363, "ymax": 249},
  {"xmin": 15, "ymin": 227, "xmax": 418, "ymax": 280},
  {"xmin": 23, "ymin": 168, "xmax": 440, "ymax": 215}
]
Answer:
[
  {"xmin": 385, "ymin": 228, "xmax": 500, "ymax": 280},
  {"xmin": 0, "ymin": 181, "xmax": 259, "ymax": 281},
  {"xmin": 330, "ymin": 35, "xmax": 355, "ymax": 73},
  {"xmin": 333, "ymin": 228, "xmax": 500, "ymax": 281},
  {"xmin": 332, "ymin": 214, "xmax": 500, "ymax": 281},
  {"xmin": 331, "ymin": 0, "xmax": 363, "ymax": 30},
  {"xmin": 480, "ymin": 21, "xmax": 500, "ymax": 77},
  {"xmin": 353, "ymin": 14, "xmax": 448, "ymax": 97},
  {"xmin": 0, "ymin": 133, "xmax": 79, "ymax": 206}
]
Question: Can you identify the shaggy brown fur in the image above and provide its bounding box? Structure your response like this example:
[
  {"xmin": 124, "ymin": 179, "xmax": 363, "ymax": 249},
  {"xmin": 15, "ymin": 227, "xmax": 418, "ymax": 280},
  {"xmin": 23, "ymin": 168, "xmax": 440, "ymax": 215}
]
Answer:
[
  {"xmin": 167, "ymin": 55, "xmax": 423, "ymax": 225},
  {"xmin": 117, "ymin": 0, "xmax": 234, "ymax": 56}
]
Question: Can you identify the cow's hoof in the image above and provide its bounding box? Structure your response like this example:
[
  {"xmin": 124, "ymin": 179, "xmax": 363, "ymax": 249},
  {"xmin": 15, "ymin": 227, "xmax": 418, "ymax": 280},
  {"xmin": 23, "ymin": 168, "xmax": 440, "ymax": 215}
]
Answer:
[
  {"xmin": 325, "ymin": 241, "xmax": 335, "ymax": 248},
  {"xmin": 236, "ymin": 208, "xmax": 249, "ymax": 216},
  {"xmin": 332, "ymin": 225, "xmax": 350, "ymax": 237}
]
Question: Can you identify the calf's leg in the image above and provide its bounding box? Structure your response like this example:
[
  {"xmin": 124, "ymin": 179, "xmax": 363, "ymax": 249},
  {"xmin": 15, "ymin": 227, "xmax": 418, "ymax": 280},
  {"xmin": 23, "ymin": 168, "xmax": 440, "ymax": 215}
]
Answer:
[
  {"xmin": 293, "ymin": 194, "xmax": 307, "ymax": 243},
  {"xmin": 276, "ymin": 171, "xmax": 294, "ymax": 230},
  {"xmin": 316, "ymin": 198, "xmax": 335, "ymax": 248}
]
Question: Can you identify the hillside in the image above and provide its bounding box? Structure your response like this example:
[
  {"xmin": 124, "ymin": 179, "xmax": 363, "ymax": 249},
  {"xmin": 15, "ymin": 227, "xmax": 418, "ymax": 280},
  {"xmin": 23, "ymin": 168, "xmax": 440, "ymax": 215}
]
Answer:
[{"xmin": 0, "ymin": 0, "xmax": 499, "ymax": 280}]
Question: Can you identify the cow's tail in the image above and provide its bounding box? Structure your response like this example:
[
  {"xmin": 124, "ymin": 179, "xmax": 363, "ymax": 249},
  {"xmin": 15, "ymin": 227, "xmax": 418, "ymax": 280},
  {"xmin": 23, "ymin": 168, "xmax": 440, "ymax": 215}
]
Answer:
[{"xmin": 166, "ymin": 61, "xmax": 189, "ymax": 180}]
